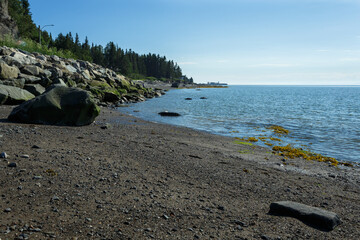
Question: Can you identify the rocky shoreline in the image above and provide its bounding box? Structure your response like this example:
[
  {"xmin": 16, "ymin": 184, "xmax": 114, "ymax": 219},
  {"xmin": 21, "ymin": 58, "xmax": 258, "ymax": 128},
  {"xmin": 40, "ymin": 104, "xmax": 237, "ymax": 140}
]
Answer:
[
  {"xmin": 0, "ymin": 46, "xmax": 166, "ymax": 108},
  {"xmin": 0, "ymin": 105, "xmax": 359, "ymax": 239}
]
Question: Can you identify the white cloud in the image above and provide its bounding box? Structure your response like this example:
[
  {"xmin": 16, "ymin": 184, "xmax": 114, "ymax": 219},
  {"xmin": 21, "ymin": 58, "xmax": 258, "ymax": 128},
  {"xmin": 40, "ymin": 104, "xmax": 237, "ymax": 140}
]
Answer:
[
  {"xmin": 246, "ymin": 63, "xmax": 300, "ymax": 68},
  {"xmin": 178, "ymin": 62, "xmax": 198, "ymax": 65}
]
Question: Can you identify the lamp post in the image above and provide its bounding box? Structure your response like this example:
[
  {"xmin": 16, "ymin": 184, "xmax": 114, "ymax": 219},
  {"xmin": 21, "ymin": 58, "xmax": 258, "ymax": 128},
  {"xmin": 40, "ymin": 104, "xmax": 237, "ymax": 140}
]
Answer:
[{"xmin": 39, "ymin": 24, "xmax": 54, "ymax": 45}]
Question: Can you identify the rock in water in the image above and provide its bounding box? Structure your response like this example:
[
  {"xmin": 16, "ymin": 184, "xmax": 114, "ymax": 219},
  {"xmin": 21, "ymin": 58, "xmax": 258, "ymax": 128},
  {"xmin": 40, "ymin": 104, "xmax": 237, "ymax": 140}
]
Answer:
[
  {"xmin": 269, "ymin": 201, "xmax": 341, "ymax": 231},
  {"xmin": 158, "ymin": 111, "xmax": 181, "ymax": 117},
  {"xmin": 8, "ymin": 86, "xmax": 100, "ymax": 126}
]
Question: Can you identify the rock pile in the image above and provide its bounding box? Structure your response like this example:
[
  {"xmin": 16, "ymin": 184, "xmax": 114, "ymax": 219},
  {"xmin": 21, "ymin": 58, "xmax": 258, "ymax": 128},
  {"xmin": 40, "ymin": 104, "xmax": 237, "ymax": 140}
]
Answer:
[{"xmin": 0, "ymin": 46, "xmax": 164, "ymax": 106}]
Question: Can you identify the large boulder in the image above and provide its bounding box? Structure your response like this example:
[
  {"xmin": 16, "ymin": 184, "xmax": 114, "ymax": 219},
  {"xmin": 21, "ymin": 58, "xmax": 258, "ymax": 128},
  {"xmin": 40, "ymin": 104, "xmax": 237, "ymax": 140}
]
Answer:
[
  {"xmin": 269, "ymin": 201, "xmax": 341, "ymax": 231},
  {"xmin": 8, "ymin": 86, "xmax": 100, "ymax": 126},
  {"xmin": 0, "ymin": 84, "xmax": 35, "ymax": 104},
  {"xmin": 0, "ymin": 61, "xmax": 20, "ymax": 79}
]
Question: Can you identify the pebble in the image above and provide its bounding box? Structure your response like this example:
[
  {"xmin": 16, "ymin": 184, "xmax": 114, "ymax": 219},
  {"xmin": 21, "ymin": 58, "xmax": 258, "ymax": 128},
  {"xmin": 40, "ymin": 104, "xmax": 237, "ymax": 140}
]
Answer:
[
  {"xmin": 31, "ymin": 145, "xmax": 41, "ymax": 149},
  {"xmin": 21, "ymin": 155, "xmax": 30, "ymax": 159},
  {"xmin": 0, "ymin": 152, "xmax": 8, "ymax": 158},
  {"xmin": 33, "ymin": 176, "xmax": 43, "ymax": 179},
  {"xmin": 15, "ymin": 233, "xmax": 29, "ymax": 240},
  {"xmin": 51, "ymin": 195, "xmax": 60, "ymax": 201},
  {"xmin": 217, "ymin": 205, "xmax": 225, "ymax": 211},
  {"xmin": 7, "ymin": 162, "xmax": 17, "ymax": 167},
  {"xmin": 4, "ymin": 208, "xmax": 11, "ymax": 212}
]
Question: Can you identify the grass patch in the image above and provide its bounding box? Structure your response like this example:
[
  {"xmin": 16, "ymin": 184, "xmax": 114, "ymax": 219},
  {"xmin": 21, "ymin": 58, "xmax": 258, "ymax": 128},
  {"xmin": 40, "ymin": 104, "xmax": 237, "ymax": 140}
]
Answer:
[{"xmin": 0, "ymin": 35, "xmax": 77, "ymax": 59}]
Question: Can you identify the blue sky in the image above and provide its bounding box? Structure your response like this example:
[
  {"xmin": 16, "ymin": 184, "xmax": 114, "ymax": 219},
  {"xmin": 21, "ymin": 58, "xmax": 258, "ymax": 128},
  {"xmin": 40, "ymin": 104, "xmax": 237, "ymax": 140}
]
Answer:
[{"xmin": 29, "ymin": 0, "xmax": 360, "ymax": 85}]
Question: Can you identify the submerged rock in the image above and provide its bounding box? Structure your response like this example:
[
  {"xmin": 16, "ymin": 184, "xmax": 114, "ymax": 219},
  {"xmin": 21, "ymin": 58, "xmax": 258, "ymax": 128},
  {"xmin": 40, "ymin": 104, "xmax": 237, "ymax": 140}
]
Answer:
[
  {"xmin": 8, "ymin": 86, "xmax": 100, "ymax": 126},
  {"xmin": 158, "ymin": 111, "xmax": 181, "ymax": 117}
]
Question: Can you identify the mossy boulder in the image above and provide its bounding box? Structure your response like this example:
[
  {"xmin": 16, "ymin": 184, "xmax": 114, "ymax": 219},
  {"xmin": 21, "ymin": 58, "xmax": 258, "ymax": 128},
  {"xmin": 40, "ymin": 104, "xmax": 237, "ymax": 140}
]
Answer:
[
  {"xmin": 8, "ymin": 86, "xmax": 100, "ymax": 126},
  {"xmin": 89, "ymin": 80, "xmax": 111, "ymax": 89}
]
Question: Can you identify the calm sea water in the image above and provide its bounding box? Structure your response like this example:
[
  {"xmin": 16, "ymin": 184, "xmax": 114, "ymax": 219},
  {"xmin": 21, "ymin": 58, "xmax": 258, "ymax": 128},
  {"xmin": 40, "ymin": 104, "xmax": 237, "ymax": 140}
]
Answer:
[{"xmin": 120, "ymin": 85, "xmax": 360, "ymax": 163}]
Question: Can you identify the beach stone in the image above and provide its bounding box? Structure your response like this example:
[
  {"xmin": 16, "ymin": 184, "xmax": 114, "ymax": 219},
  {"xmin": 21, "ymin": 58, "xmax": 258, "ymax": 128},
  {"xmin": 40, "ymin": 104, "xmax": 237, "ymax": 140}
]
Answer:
[
  {"xmin": 0, "ymin": 61, "xmax": 20, "ymax": 79},
  {"xmin": 185, "ymin": 98, "xmax": 192, "ymax": 100},
  {"xmin": 1, "ymin": 78, "xmax": 25, "ymax": 88},
  {"xmin": 10, "ymin": 52, "xmax": 37, "ymax": 65},
  {"xmin": 8, "ymin": 86, "xmax": 100, "ymax": 126},
  {"xmin": 158, "ymin": 111, "xmax": 181, "ymax": 117},
  {"xmin": 269, "ymin": 201, "xmax": 341, "ymax": 231},
  {"xmin": 19, "ymin": 73, "xmax": 42, "ymax": 84},
  {"xmin": 4, "ymin": 207, "xmax": 11, "ymax": 212},
  {"xmin": 8, "ymin": 162, "xmax": 17, "ymax": 167},
  {"xmin": 21, "ymin": 65, "xmax": 40, "ymax": 76},
  {"xmin": 24, "ymin": 84, "xmax": 45, "ymax": 96},
  {"xmin": 0, "ymin": 152, "xmax": 7, "ymax": 158},
  {"xmin": 52, "ymin": 78, "xmax": 67, "ymax": 87},
  {"xmin": 0, "ymin": 84, "xmax": 35, "ymax": 104}
]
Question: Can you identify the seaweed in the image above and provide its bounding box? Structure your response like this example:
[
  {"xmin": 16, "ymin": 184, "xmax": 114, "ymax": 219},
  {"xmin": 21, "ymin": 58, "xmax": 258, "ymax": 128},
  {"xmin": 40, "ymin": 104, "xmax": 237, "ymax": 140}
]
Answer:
[
  {"xmin": 272, "ymin": 144, "xmax": 339, "ymax": 166},
  {"xmin": 267, "ymin": 125, "xmax": 290, "ymax": 135}
]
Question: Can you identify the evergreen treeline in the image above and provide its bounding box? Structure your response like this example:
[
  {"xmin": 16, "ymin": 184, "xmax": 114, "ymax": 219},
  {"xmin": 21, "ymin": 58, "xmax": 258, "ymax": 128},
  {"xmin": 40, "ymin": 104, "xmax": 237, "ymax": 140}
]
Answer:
[{"xmin": 6, "ymin": 0, "xmax": 193, "ymax": 83}]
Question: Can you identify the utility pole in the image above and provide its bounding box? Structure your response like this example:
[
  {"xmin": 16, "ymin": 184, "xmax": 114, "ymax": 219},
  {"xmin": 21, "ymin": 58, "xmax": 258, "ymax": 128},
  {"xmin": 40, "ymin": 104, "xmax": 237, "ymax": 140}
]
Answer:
[{"xmin": 39, "ymin": 24, "xmax": 54, "ymax": 45}]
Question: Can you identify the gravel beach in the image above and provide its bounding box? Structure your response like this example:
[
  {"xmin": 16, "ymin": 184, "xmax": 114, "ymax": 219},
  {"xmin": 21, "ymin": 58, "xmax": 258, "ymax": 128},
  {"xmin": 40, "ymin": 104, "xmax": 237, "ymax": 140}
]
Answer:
[{"xmin": 0, "ymin": 105, "xmax": 359, "ymax": 240}]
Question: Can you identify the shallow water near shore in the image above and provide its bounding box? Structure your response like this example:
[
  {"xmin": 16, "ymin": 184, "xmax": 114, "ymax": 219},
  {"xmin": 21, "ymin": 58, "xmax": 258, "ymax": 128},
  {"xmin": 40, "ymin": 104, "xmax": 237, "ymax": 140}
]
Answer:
[{"xmin": 119, "ymin": 85, "xmax": 360, "ymax": 163}]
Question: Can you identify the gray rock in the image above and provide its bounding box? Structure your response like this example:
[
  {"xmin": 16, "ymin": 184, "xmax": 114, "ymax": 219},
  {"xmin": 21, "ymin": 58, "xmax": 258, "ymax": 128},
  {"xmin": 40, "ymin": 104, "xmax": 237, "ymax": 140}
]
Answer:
[
  {"xmin": 1, "ymin": 55, "xmax": 23, "ymax": 68},
  {"xmin": 50, "ymin": 55, "xmax": 60, "ymax": 62},
  {"xmin": 65, "ymin": 64, "xmax": 78, "ymax": 74},
  {"xmin": 0, "ymin": 47, "xmax": 14, "ymax": 56},
  {"xmin": 158, "ymin": 111, "xmax": 181, "ymax": 117},
  {"xmin": 0, "ymin": 84, "xmax": 35, "ymax": 105},
  {"xmin": 0, "ymin": 152, "xmax": 8, "ymax": 158},
  {"xmin": 21, "ymin": 65, "xmax": 40, "ymax": 76},
  {"xmin": 10, "ymin": 52, "xmax": 37, "ymax": 65},
  {"xmin": 42, "ymin": 69, "xmax": 52, "ymax": 78},
  {"xmin": 18, "ymin": 73, "xmax": 42, "ymax": 84},
  {"xmin": 0, "ymin": 61, "xmax": 19, "ymax": 79},
  {"xmin": 36, "ymin": 55, "xmax": 47, "ymax": 61},
  {"xmin": 8, "ymin": 86, "xmax": 100, "ymax": 126},
  {"xmin": 1, "ymin": 78, "xmax": 25, "ymax": 88},
  {"xmin": 8, "ymin": 162, "xmax": 17, "ymax": 167},
  {"xmin": 52, "ymin": 78, "xmax": 67, "ymax": 87},
  {"xmin": 0, "ymin": 87, "xmax": 8, "ymax": 104},
  {"xmin": 24, "ymin": 84, "xmax": 45, "ymax": 96},
  {"xmin": 269, "ymin": 201, "xmax": 341, "ymax": 231},
  {"xmin": 49, "ymin": 67, "xmax": 63, "ymax": 78},
  {"xmin": 4, "ymin": 207, "xmax": 11, "ymax": 212}
]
